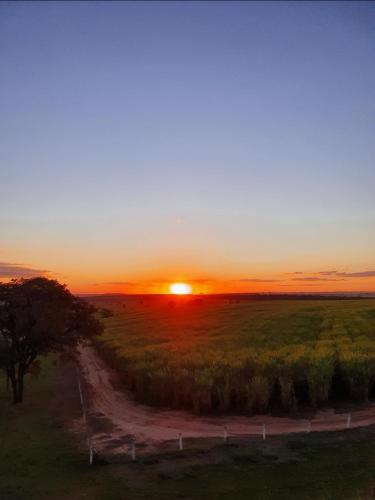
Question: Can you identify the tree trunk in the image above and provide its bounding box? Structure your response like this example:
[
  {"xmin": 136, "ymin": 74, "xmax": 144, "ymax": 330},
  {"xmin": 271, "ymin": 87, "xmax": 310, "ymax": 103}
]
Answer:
[
  {"xmin": 8, "ymin": 365, "xmax": 25, "ymax": 404},
  {"xmin": 18, "ymin": 377, "xmax": 24, "ymax": 402},
  {"xmin": 9, "ymin": 375, "xmax": 19, "ymax": 404},
  {"xmin": 17, "ymin": 364, "xmax": 25, "ymax": 403}
]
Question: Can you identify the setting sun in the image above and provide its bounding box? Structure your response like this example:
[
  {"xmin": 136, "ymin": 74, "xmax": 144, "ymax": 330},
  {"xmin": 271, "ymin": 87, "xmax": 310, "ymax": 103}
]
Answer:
[{"xmin": 170, "ymin": 282, "xmax": 192, "ymax": 295}]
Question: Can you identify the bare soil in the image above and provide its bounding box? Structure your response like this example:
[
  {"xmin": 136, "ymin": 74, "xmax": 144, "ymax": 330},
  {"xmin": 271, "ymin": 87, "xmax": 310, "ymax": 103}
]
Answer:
[{"xmin": 77, "ymin": 342, "xmax": 375, "ymax": 456}]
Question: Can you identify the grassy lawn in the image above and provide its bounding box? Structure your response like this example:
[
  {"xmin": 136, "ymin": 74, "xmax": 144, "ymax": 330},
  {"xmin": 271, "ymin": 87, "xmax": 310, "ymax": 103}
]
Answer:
[
  {"xmin": 1, "ymin": 355, "xmax": 375, "ymax": 499},
  {"xmin": 0, "ymin": 357, "xmax": 128, "ymax": 500},
  {"xmin": 137, "ymin": 437, "xmax": 375, "ymax": 499},
  {"xmin": 125, "ymin": 428, "xmax": 375, "ymax": 499}
]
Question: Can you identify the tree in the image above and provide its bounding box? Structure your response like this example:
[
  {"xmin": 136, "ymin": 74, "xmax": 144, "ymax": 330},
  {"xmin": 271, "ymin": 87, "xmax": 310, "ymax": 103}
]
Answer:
[{"xmin": 0, "ymin": 277, "xmax": 103, "ymax": 403}]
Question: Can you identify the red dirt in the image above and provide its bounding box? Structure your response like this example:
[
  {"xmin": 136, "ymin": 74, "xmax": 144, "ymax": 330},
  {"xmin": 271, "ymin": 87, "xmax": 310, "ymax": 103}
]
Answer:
[{"xmin": 77, "ymin": 343, "xmax": 375, "ymax": 455}]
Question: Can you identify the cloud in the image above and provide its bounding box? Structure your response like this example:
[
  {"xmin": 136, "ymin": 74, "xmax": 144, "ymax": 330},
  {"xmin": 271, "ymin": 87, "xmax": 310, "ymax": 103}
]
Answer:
[
  {"xmin": 316, "ymin": 270, "xmax": 375, "ymax": 278},
  {"xmin": 91, "ymin": 281, "xmax": 134, "ymax": 286},
  {"xmin": 287, "ymin": 269, "xmax": 375, "ymax": 280},
  {"xmin": 191, "ymin": 278, "xmax": 216, "ymax": 284},
  {"xmin": 235, "ymin": 278, "xmax": 283, "ymax": 283},
  {"xmin": 292, "ymin": 277, "xmax": 345, "ymax": 282},
  {"xmin": 315, "ymin": 270, "xmax": 338, "ymax": 276},
  {"xmin": 0, "ymin": 262, "xmax": 49, "ymax": 279},
  {"xmin": 106, "ymin": 281, "xmax": 134, "ymax": 286}
]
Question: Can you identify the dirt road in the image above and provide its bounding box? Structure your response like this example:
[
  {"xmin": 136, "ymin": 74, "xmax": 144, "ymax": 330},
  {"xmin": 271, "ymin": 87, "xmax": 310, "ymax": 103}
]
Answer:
[{"xmin": 76, "ymin": 343, "xmax": 375, "ymax": 455}]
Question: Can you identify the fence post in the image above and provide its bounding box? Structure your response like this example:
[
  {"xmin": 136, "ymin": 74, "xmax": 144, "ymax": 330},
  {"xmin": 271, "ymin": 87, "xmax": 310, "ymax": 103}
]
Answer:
[
  {"xmin": 306, "ymin": 421, "xmax": 311, "ymax": 433},
  {"xmin": 223, "ymin": 425, "xmax": 228, "ymax": 443},
  {"xmin": 131, "ymin": 441, "xmax": 136, "ymax": 461},
  {"xmin": 178, "ymin": 432, "xmax": 183, "ymax": 451},
  {"xmin": 262, "ymin": 424, "xmax": 266, "ymax": 440},
  {"xmin": 346, "ymin": 413, "xmax": 351, "ymax": 429},
  {"xmin": 89, "ymin": 443, "xmax": 94, "ymax": 465},
  {"xmin": 76, "ymin": 365, "xmax": 86, "ymax": 424}
]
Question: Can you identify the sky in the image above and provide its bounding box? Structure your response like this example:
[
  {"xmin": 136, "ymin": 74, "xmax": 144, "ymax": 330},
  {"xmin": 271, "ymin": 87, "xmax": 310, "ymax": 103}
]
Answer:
[{"xmin": 1, "ymin": 1, "xmax": 375, "ymax": 294}]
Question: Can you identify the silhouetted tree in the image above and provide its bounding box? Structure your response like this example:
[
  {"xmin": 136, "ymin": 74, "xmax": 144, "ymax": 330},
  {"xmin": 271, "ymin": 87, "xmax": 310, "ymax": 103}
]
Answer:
[{"xmin": 0, "ymin": 277, "xmax": 103, "ymax": 403}]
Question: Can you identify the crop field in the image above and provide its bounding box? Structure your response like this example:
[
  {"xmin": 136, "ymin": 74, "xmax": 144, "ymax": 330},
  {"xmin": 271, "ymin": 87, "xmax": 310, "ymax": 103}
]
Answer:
[
  {"xmin": 5, "ymin": 356, "xmax": 375, "ymax": 499},
  {"xmin": 91, "ymin": 296, "xmax": 375, "ymax": 414}
]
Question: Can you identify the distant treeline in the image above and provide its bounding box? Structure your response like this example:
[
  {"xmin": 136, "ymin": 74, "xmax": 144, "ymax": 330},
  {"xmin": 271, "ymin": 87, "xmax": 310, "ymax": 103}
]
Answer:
[{"xmin": 84, "ymin": 292, "xmax": 375, "ymax": 305}]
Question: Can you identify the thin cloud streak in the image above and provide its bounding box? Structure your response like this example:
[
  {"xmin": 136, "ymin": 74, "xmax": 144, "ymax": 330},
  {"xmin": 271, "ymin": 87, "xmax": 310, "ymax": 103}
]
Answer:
[
  {"xmin": 0, "ymin": 262, "xmax": 49, "ymax": 278},
  {"xmin": 292, "ymin": 277, "xmax": 346, "ymax": 282},
  {"xmin": 91, "ymin": 281, "xmax": 134, "ymax": 286},
  {"xmin": 105, "ymin": 281, "xmax": 134, "ymax": 286},
  {"xmin": 235, "ymin": 278, "xmax": 284, "ymax": 283},
  {"xmin": 190, "ymin": 278, "xmax": 217, "ymax": 284},
  {"xmin": 316, "ymin": 270, "xmax": 375, "ymax": 278}
]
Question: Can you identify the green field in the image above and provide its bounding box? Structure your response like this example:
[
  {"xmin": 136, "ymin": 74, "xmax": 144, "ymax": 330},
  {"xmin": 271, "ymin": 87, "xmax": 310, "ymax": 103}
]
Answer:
[
  {"xmin": 92, "ymin": 297, "xmax": 375, "ymax": 413},
  {"xmin": 3, "ymin": 355, "xmax": 375, "ymax": 499},
  {"xmin": 0, "ymin": 357, "xmax": 128, "ymax": 500}
]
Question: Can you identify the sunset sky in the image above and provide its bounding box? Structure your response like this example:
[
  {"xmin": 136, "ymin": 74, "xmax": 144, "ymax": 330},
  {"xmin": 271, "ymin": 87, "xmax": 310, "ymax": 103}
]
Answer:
[{"xmin": 1, "ymin": 1, "xmax": 374, "ymax": 294}]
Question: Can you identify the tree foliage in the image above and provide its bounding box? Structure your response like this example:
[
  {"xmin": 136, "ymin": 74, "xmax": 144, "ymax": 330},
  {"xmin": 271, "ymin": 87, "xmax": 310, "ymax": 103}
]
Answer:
[{"xmin": 0, "ymin": 277, "xmax": 103, "ymax": 403}]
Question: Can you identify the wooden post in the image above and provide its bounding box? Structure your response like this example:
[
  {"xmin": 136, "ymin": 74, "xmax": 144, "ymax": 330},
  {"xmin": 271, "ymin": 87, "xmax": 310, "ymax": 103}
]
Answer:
[
  {"xmin": 223, "ymin": 426, "xmax": 228, "ymax": 443},
  {"xmin": 131, "ymin": 441, "xmax": 136, "ymax": 461},
  {"xmin": 76, "ymin": 365, "xmax": 86, "ymax": 424},
  {"xmin": 262, "ymin": 424, "xmax": 266, "ymax": 440},
  {"xmin": 178, "ymin": 432, "xmax": 183, "ymax": 451},
  {"xmin": 89, "ymin": 444, "xmax": 94, "ymax": 465},
  {"xmin": 306, "ymin": 421, "xmax": 311, "ymax": 433},
  {"xmin": 347, "ymin": 413, "xmax": 351, "ymax": 429}
]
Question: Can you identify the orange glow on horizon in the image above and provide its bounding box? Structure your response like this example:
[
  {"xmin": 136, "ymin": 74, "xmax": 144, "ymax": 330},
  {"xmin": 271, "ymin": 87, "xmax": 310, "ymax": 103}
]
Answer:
[
  {"xmin": 58, "ymin": 272, "xmax": 375, "ymax": 296},
  {"xmin": 169, "ymin": 282, "xmax": 192, "ymax": 295}
]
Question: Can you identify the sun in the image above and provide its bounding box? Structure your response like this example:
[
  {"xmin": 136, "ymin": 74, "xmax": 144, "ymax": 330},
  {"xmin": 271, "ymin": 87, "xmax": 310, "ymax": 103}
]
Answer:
[{"xmin": 170, "ymin": 282, "xmax": 192, "ymax": 295}]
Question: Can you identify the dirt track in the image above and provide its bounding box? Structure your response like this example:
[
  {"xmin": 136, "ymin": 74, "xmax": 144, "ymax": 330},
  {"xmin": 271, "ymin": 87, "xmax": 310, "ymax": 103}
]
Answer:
[{"xmin": 77, "ymin": 343, "xmax": 375, "ymax": 455}]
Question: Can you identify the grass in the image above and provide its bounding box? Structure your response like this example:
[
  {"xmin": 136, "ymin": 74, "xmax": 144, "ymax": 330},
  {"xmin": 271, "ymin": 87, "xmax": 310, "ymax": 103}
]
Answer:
[
  {"xmin": 1, "ymin": 355, "xmax": 375, "ymax": 498},
  {"xmin": 92, "ymin": 296, "xmax": 375, "ymax": 412},
  {"xmin": 0, "ymin": 357, "xmax": 128, "ymax": 500},
  {"xmin": 136, "ymin": 440, "xmax": 375, "ymax": 499}
]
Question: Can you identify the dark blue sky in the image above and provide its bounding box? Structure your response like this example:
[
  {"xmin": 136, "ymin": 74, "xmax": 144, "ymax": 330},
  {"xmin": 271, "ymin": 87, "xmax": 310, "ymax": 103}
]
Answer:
[{"xmin": 1, "ymin": 1, "xmax": 374, "ymax": 292}]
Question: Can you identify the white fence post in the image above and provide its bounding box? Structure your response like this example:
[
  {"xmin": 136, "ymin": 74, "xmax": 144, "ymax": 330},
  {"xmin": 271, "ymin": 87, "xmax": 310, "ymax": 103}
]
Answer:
[
  {"xmin": 178, "ymin": 432, "xmax": 183, "ymax": 451},
  {"xmin": 346, "ymin": 413, "xmax": 351, "ymax": 429},
  {"xmin": 76, "ymin": 365, "xmax": 86, "ymax": 424},
  {"xmin": 262, "ymin": 424, "xmax": 266, "ymax": 440},
  {"xmin": 223, "ymin": 426, "xmax": 228, "ymax": 443},
  {"xmin": 131, "ymin": 441, "xmax": 136, "ymax": 461},
  {"xmin": 77, "ymin": 364, "xmax": 93, "ymax": 466}
]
